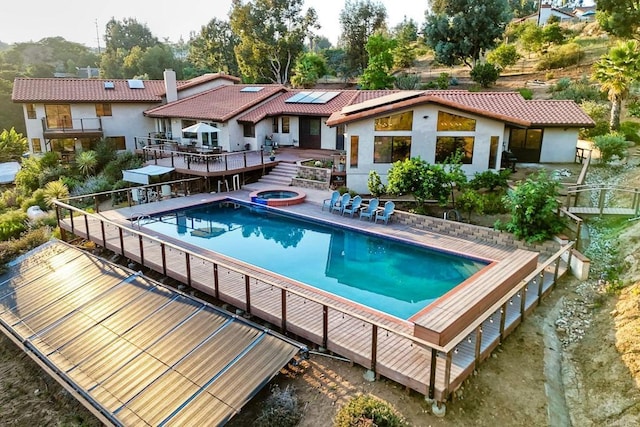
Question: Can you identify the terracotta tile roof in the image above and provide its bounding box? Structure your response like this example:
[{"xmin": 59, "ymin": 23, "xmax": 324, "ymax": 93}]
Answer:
[
  {"xmin": 326, "ymin": 90, "xmax": 594, "ymax": 128},
  {"xmin": 168, "ymin": 72, "xmax": 241, "ymax": 95},
  {"xmin": 235, "ymin": 90, "xmax": 362, "ymax": 123},
  {"xmin": 12, "ymin": 78, "xmax": 170, "ymax": 103},
  {"xmin": 144, "ymin": 84, "xmax": 287, "ymax": 122}
]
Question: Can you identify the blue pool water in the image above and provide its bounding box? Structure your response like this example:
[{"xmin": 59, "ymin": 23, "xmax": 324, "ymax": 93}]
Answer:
[{"xmin": 141, "ymin": 201, "xmax": 487, "ymax": 319}]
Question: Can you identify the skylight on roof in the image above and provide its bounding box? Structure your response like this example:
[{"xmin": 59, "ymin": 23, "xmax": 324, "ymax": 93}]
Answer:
[
  {"xmin": 240, "ymin": 86, "xmax": 264, "ymax": 92},
  {"xmin": 104, "ymin": 81, "xmax": 115, "ymax": 90},
  {"xmin": 127, "ymin": 79, "xmax": 145, "ymax": 89},
  {"xmin": 285, "ymin": 91, "xmax": 340, "ymax": 104}
]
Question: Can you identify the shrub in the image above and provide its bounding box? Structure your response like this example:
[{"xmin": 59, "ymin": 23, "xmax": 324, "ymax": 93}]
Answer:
[
  {"xmin": 254, "ymin": 385, "xmax": 302, "ymax": 427},
  {"xmin": 470, "ymin": 62, "xmax": 500, "ymax": 88},
  {"xmin": 593, "ymin": 133, "xmax": 628, "ymax": 164},
  {"xmin": 618, "ymin": 121, "xmax": 640, "ymax": 144},
  {"xmin": 334, "ymin": 394, "xmax": 408, "ymax": 427},
  {"xmin": 486, "ymin": 43, "xmax": 522, "ymax": 70},
  {"xmin": 20, "ymin": 189, "xmax": 47, "ymax": 211},
  {"xmin": 394, "ymin": 73, "xmax": 420, "ymax": 90},
  {"xmin": 498, "ymin": 170, "xmax": 564, "ymax": 243},
  {"xmin": 0, "ymin": 209, "xmax": 28, "ymax": 241},
  {"xmin": 536, "ymin": 43, "xmax": 582, "ymax": 70},
  {"xmin": 436, "ymin": 72, "xmax": 450, "ymax": 89},
  {"xmin": 367, "ymin": 170, "xmax": 386, "ymax": 197},
  {"xmin": 469, "ymin": 170, "xmax": 511, "ymax": 191},
  {"xmin": 518, "ymin": 88, "xmax": 533, "ymax": 100},
  {"xmin": 550, "ymin": 76, "xmax": 602, "ymax": 103}
]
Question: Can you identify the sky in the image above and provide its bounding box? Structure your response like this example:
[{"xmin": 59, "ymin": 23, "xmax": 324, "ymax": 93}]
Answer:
[{"xmin": 1, "ymin": 0, "xmax": 431, "ymax": 48}]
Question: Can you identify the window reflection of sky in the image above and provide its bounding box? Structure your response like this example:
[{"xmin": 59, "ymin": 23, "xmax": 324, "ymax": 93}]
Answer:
[{"xmin": 143, "ymin": 202, "xmax": 487, "ymax": 319}]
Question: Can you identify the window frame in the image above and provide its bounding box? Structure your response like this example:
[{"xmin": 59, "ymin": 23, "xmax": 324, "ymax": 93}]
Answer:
[
  {"xmin": 243, "ymin": 123, "xmax": 255, "ymax": 138},
  {"xmin": 374, "ymin": 111, "xmax": 413, "ymax": 131},
  {"xmin": 437, "ymin": 111, "xmax": 476, "ymax": 132},
  {"xmin": 350, "ymin": 135, "xmax": 359, "ymax": 168},
  {"xmin": 373, "ymin": 135, "xmax": 412, "ymax": 164},
  {"xmin": 435, "ymin": 136, "xmax": 475, "ymax": 164},
  {"xmin": 95, "ymin": 103, "xmax": 112, "ymax": 117},
  {"xmin": 26, "ymin": 104, "xmax": 36, "ymax": 119},
  {"xmin": 281, "ymin": 116, "xmax": 290, "ymax": 133}
]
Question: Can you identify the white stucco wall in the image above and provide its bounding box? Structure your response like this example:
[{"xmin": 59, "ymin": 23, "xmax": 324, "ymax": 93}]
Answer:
[
  {"xmin": 539, "ymin": 128, "xmax": 579, "ymax": 162},
  {"xmin": 344, "ymin": 105, "xmax": 506, "ymax": 194}
]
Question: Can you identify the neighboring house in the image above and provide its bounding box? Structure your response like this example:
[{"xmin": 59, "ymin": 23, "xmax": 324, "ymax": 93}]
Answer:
[
  {"xmin": 11, "ymin": 71, "xmax": 238, "ymax": 156},
  {"xmin": 514, "ymin": 2, "xmax": 577, "ymax": 26},
  {"xmin": 326, "ymin": 90, "xmax": 594, "ymax": 193}
]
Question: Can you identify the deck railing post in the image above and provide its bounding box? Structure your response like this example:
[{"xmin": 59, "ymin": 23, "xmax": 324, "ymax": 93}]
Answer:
[
  {"xmin": 185, "ymin": 253, "xmax": 192, "ymax": 287},
  {"xmin": 443, "ymin": 351, "xmax": 453, "ymax": 399},
  {"xmin": 520, "ymin": 283, "xmax": 527, "ymax": 315},
  {"xmin": 428, "ymin": 349, "xmax": 437, "ymax": 399},
  {"xmin": 245, "ymin": 275, "xmax": 251, "ymax": 314},
  {"xmin": 161, "ymin": 243, "xmax": 167, "ymax": 276},
  {"xmin": 224, "ymin": 156, "xmax": 229, "ymax": 171},
  {"xmin": 281, "ymin": 288, "xmax": 287, "ymax": 333},
  {"xmin": 370, "ymin": 325, "xmax": 378, "ymax": 371},
  {"xmin": 171, "ymin": 152, "xmax": 175, "ymax": 168},
  {"xmin": 499, "ymin": 304, "xmax": 507, "ymax": 341},
  {"xmin": 138, "ymin": 235, "xmax": 144, "ymax": 266},
  {"xmin": 69, "ymin": 209, "xmax": 75, "ymax": 235},
  {"xmin": 474, "ymin": 325, "xmax": 483, "ymax": 365},
  {"xmin": 100, "ymin": 221, "xmax": 106, "ymax": 247},
  {"xmin": 119, "ymin": 228, "xmax": 125, "ymax": 256},
  {"xmin": 599, "ymin": 188, "xmax": 605, "ymax": 214},
  {"xmin": 84, "ymin": 214, "xmax": 90, "ymax": 240},
  {"xmin": 244, "ymin": 152, "xmax": 248, "ymax": 168},
  {"xmin": 213, "ymin": 264, "xmax": 219, "ymax": 299},
  {"xmin": 322, "ymin": 305, "xmax": 328, "ymax": 349},
  {"xmin": 537, "ymin": 271, "xmax": 544, "ymax": 297},
  {"xmin": 56, "ymin": 206, "xmax": 67, "ymax": 241},
  {"xmin": 94, "ymin": 196, "xmax": 99, "ymax": 213}
]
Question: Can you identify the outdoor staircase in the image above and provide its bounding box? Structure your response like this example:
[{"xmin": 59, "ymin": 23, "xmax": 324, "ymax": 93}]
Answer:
[{"xmin": 257, "ymin": 161, "xmax": 298, "ymax": 187}]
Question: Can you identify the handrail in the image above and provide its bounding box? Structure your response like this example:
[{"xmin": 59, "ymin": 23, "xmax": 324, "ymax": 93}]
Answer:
[
  {"xmin": 53, "ymin": 199, "xmax": 449, "ymax": 352},
  {"xmin": 62, "ymin": 177, "xmax": 202, "ymax": 203}
]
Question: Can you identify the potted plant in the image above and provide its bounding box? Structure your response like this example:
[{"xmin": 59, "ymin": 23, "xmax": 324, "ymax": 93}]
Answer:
[{"xmin": 269, "ymin": 150, "xmax": 276, "ymax": 161}]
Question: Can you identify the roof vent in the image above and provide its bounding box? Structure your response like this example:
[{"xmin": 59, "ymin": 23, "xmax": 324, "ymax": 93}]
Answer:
[
  {"xmin": 240, "ymin": 86, "xmax": 264, "ymax": 92},
  {"xmin": 127, "ymin": 79, "xmax": 145, "ymax": 89},
  {"xmin": 104, "ymin": 81, "xmax": 115, "ymax": 90}
]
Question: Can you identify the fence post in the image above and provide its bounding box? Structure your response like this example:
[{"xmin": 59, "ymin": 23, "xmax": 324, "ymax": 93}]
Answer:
[
  {"xmin": 213, "ymin": 264, "xmax": 219, "ymax": 299},
  {"xmin": 100, "ymin": 221, "xmax": 106, "ymax": 247},
  {"xmin": 322, "ymin": 305, "xmax": 328, "ymax": 349},
  {"xmin": 281, "ymin": 288, "xmax": 287, "ymax": 333},
  {"xmin": 370, "ymin": 325, "xmax": 378, "ymax": 372},
  {"xmin": 599, "ymin": 188, "xmax": 605, "ymax": 214},
  {"xmin": 84, "ymin": 214, "xmax": 90, "ymax": 240},
  {"xmin": 245, "ymin": 275, "xmax": 251, "ymax": 314},
  {"xmin": 428, "ymin": 349, "xmax": 438, "ymax": 399}
]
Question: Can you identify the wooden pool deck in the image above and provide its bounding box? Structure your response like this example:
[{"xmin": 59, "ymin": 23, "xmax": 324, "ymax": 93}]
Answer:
[{"xmin": 56, "ymin": 187, "xmax": 570, "ymax": 403}]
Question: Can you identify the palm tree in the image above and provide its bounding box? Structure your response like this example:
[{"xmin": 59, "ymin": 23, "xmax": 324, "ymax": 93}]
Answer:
[{"xmin": 593, "ymin": 40, "xmax": 640, "ymax": 131}]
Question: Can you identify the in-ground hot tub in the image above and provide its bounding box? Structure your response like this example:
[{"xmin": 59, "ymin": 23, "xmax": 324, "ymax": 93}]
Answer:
[{"xmin": 249, "ymin": 189, "xmax": 306, "ymax": 206}]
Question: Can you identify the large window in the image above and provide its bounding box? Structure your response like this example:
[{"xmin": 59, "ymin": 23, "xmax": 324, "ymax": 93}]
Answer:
[
  {"xmin": 95, "ymin": 103, "xmax": 112, "ymax": 116},
  {"xmin": 350, "ymin": 135, "xmax": 359, "ymax": 168},
  {"xmin": 510, "ymin": 128, "xmax": 542, "ymax": 150},
  {"xmin": 106, "ymin": 136, "xmax": 126, "ymax": 150},
  {"xmin": 282, "ymin": 116, "xmax": 290, "ymax": 133},
  {"xmin": 374, "ymin": 136, "xmax": 411, "ymax": 163},
  {"xmin": 272, "ymin": 117, "xmax": 279, "ymax": 133},
  {"xmin": 435, "ymin": 136, "xmax": 474, "ymax": 164},
  {"xmin": 243, "ymin": 123, "xmax": 255, "ymax": 138},
  {"xmin": 45, "ymin": 104, "xmax": 72, "ymax": 129},
  {"xmin": 437, "ymin": 111, "xmax": 476, "ymax": 131},
  {"xmin": 26, "ymin": 104, "xmax": 36, "ymax": 119},
  {"xmin": 31, "ymin": 138, "xmax": 42, "ymax": 153},
  {"xmin": 374, "ymin": 111, "xmax": 413, "ymax": 131}
]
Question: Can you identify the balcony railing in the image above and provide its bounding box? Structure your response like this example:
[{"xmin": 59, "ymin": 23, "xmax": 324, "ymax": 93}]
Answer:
[{"xmin": 41, "ymin": 117, "xmax": 103, "ymax": 134}]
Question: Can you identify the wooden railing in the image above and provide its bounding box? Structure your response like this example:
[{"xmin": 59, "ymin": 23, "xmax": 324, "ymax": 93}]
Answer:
[
  {"xmin": 565, "ymin": 184, "xmax": 640, "ymax": 216},
  {"xmin": 53, "ymin": 200, "xmax": 574, "ymax": 403}
]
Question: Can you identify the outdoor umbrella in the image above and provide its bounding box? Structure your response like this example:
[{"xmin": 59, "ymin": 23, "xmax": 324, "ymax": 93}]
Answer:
[{"xmin": 181, "ymin": 122, "xmax": 221, "ymax": 134}]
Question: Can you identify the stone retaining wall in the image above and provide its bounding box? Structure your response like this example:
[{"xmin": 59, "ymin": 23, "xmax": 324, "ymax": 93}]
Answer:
[
  {"xmin": 292, "ymin": 165, "xmax": 331, "ymax": 190},
  {"xmin": 392, "ymin": 209, "xmax": 560, "ymax": 259}
]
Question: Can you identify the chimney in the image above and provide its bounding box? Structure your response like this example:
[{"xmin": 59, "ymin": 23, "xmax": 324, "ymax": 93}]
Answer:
[{"xmin": 164, "ymin": 69, "xmax": 178, "ymax": 103}]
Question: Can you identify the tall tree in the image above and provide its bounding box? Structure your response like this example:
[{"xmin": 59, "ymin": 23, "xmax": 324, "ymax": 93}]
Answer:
[
  {"xmin": 103, "ymin": 18, "xmax": 158, "ymax": 52},
  {"xmin": 423, "ymin": 0, "xmax": 511, "ymax": 68},
  {"xmin": 360, "ymin": 34, "xmax": 396, "ymax": 89},
  {"xmin": 593, "ymin": 40, "xmax": 640, "ymax": 131},
  {"xmin": 506, "ymin": 0, "xmax": 536, "ymax": 18},
  {"xmin": 339, "ymin": 0, "xmax": 387, "ymax": 75},
  {"xmin": 230, "ymin": 0, "xmax": 318, "ymax": 84},
  {"xmin": 290, "ymin": 52, "xmax": 327, "ymax": 88},
  {"xmin": 188, "ymin": 18, "xmax": 239, "ymax": 76},
  {"xmin": 597, "ymin": 0, "xmax": 640, "ymax": 39}
]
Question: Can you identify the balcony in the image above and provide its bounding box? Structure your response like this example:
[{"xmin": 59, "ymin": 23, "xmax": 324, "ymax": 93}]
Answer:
[{"xmin": 42, "ymin": 117, "xmax": 103, "ymax": 139}]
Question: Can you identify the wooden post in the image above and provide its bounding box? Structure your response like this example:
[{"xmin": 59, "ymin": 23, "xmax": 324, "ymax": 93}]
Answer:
[
  {"xmin": 94, "ymin": 196, "xmax": 99, "ymax": 213},
  {"xmin": 185, "ymin": 252, "xmax": 191, "ymax": 287},
  {"xmin": 138, "ymin": 235, "xmax": 144, "ymax": 266},
  {"xmin": 213, "ymin": 264, "xmax": 219, "ymax": 299},
  {"xmin": 100, "ymin": 221, "xmax": 106, "ymax": 247},
  {"xmin": 161, "ymin": 243, "xmax": 167, "ymax": 276},
  {"xmin": 322, "ymin": 305, "xmax": 328, "ymax": 349},
  {"xmin": 520, "ymin": 284, "xmax": 527, "ymax": 315},
  {"xmin": 428, "ymin": 349, "xmax": 438, "ymax": 399},
  {"xmin": 171, "ymin": 152, "xmax": 175, "ymax": 168},
  {"xmin": 56, "ymin": 206, "xmax": 67, "ymax": 241},
  {"xmin": 474, "ymin": 325, "xmax": 483, "ymax": 365},
  {"xmin": 499, "ymin": 304, "xmax": 507, "ymax": 342},
  {"xmin": 370, "ymin": 325, "xmax": 378, "ymax": 371},
  {"xmin": 69, "ymin": 209, "xmax": 75, "ymax": 235},
  {"xmin": 118, "ymin": 228, "xmax": 125, "ymax": 256},
  {"xmin": 84, "ymin": 214, "xmax": 90, "ymax": 240},
  {"xmin": 281, "ymin": 288, "xmax": 287, "ymax": 333},
  {"xmin": 245, "ymin": 275, "xmax": 251, "ymax": 314},
  {"xmin": 443, "ymin": 351, "xmax": 452, "ymax": 399}
]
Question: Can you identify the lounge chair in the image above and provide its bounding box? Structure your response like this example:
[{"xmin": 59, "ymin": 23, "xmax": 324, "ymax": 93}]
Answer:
[
  {"xmin": 375, "ymin": 201, "xmax": 395, "ymax": 224},
  {"xmin": 341, "ymin": 195, "xmax": 362, "ymax": 217},
  {"xmin": 331, "ymin": 193, "xmax": 351, "ymax": 214},
  {"xmin": 359, "ymin": 198, "xmax": 379, "ymax": 221},
  {"xmin": 322, "ymin": 190, "xmax": 340, "ymax": 211}
]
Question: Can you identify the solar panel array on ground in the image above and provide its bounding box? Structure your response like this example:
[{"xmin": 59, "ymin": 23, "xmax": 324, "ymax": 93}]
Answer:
[{"xmin": 0, "ymin": 241, "xmax": 302, "ymax": 426}]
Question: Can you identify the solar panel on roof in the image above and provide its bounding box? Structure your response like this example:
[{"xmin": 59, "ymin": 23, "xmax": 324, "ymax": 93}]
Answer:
[
  {"xmin": 240, "ymin": 87, "xmax": 264, "ymax": 92},
  {"xmin": 311, "ymin": 91, "xmax": 340, "ymax": 104},
  {"xmin": 285, "ymin": 92, "xmax": 311, "ymax": 103},
  {"xmin": 127, "ymin": 79, "xmax": 145, "ymax": 89},
  {"xmin": 298, "ymin": 92, "xmax": 326, "ymax": 103},
  {"xmin": 104, "ymin": 81, "xmax": 115, "ymax": 90}
]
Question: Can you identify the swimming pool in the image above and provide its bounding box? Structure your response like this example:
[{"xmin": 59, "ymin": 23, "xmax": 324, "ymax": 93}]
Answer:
[{"xmin": 140, "ymin": 201, "xmax": 488, "ymax": 319}]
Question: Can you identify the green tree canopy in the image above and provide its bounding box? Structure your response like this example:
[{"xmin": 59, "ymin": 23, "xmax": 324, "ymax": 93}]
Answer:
[
  {"xmin": 593, "ymin": 40, "xmax": 640, "ymax": 130},
  {"xmin": 597, "ymin": 0, "xmax": 640, "ymax": 39},
  {"xmin": 230, "ymin": 0, "xmax": 318, "ymax": 83},
  {"xmin": 104, "ymin": 18, "xmax": 158, "ymax": 52},
  {"xmin": 386, "ymin": 157, "xmax": 451, "ymax": 206},
  {"xmin": 339, "ymin": 0, "xmax": 387, "ymax": 75},
  {"xmin": 470, "ymin": 62, "xmax": 500, "ymax": 88},
  {"xmin": 187, "ymin": 18, "xmax": 239, "ymax": 76},
  {"xmin": 0, "ymin": 128, "xmax": 27, "ymax": 162},
  {"xmin": 359, "ymin": 34, "xmax": 396, "ymax": 89},
  {"xmin": 290, "ymin": 52, "xmax": 327, "ymax": 88},
  {"xmin": 423, "ymin": 0, "xmax": 512, "ymax": 68},
  {"xmin": 486, "ymin": 43, "xmax": 522, "ymax": 69}
]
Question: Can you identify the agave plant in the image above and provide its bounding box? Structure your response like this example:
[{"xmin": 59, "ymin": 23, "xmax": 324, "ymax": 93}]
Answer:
[
  {"xmin": 75, "ymin": 150, "xmax": 98, "ymax": 176},
  {"xmin": 43, "ymin": 180, "xmax": 69, "ymax": 207}
]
